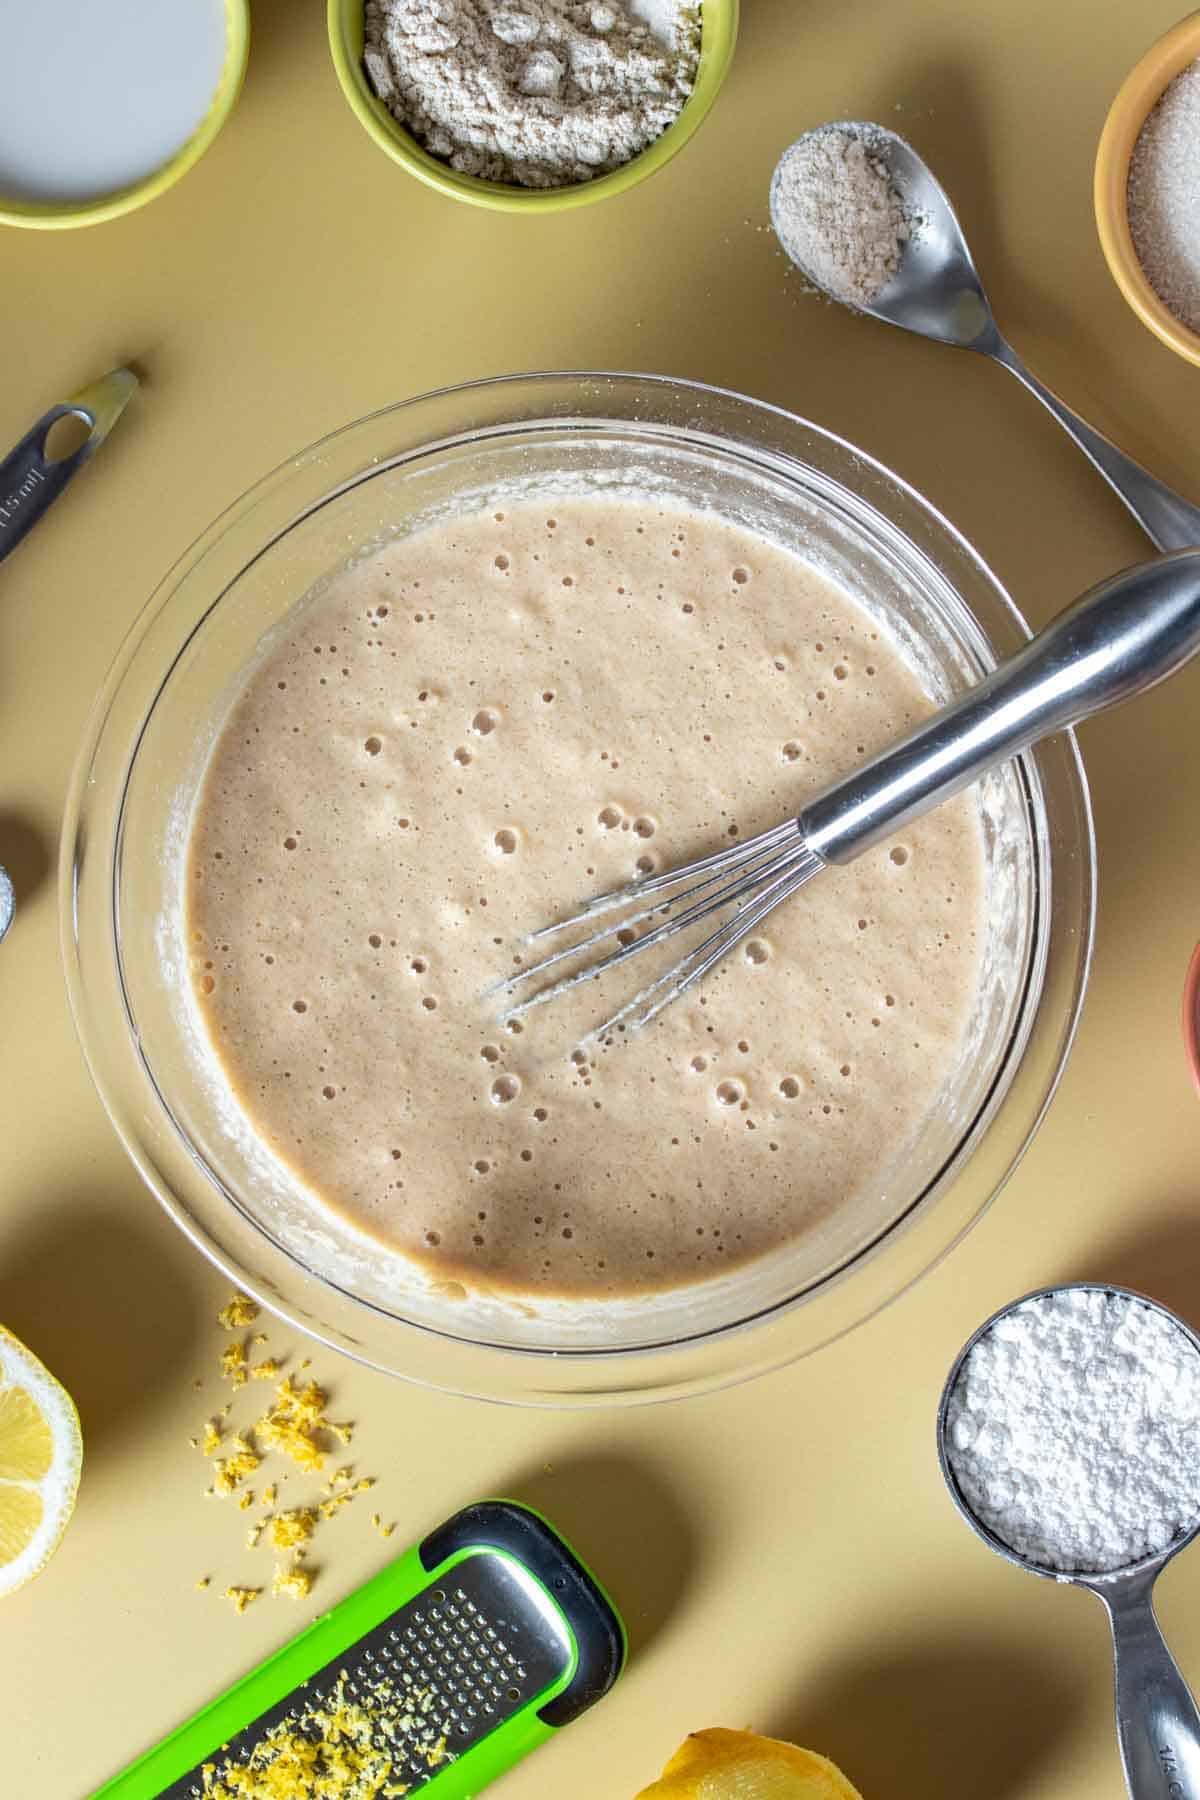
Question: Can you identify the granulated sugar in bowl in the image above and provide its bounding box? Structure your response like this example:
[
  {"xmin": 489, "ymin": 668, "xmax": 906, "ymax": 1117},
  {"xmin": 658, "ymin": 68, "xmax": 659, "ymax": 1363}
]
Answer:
[
  {"xmin": 1129, "ymin": 58, "xmax": 1200, "ymax": 334},
  {"xmin": 1095, "ymin": 10, "xmax": 1200, "ymax": 366}
]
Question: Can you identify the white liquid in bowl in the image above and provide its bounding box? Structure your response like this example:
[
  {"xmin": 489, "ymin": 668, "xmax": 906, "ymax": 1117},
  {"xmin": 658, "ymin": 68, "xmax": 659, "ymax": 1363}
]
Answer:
[{"xmin": 0, "ymin": 0, "xmax": 228, "ymax": 204}]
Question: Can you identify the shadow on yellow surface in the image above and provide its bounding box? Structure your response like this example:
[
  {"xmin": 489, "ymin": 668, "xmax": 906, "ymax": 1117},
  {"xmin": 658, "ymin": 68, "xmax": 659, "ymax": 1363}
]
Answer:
[
  {"xmin": 0, "ymin": 809, "xmax": 50, "ymax": 912},
  {"xmin": 508, "ymin": 1451, "xmax": 700, "ymax": 1658},
  {"xmin": 768, "ymin": 1633, "xmax": 1086, "ymax": 1799},
  {"xmin": 1069, "ymin": 1206, "xmax": 1200, "ymax": 1338},
  {"xmin": 0, "ymin": 1194, "xmax": 204, "ymax": 1456}
]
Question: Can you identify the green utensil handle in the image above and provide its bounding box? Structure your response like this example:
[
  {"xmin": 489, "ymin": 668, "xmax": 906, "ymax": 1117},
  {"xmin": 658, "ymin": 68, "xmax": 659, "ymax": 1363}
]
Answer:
[{"xmin": 90, "ymin": 1499, "xmax": 625, "ymax": 1800}]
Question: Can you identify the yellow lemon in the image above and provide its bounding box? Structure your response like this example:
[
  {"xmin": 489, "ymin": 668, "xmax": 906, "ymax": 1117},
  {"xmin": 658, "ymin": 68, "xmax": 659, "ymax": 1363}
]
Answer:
[
  {"xmin": 636, "ymin": 1728, "xmax": 865, "ymax": 1800},
  {"xmin": 0, "ymin": 1325, "xmax": 82, "ymax": 1597}
]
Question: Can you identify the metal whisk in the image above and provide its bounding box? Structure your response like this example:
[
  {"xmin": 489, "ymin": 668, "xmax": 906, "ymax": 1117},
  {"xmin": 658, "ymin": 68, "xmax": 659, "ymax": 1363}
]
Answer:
[{"xmin": 498, "ymin": 553, "xmax": 1200, "ymax": 1041}]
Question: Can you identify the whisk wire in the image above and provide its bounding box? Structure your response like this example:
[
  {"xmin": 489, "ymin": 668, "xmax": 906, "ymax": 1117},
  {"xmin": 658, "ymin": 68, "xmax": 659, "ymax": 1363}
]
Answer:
[
  {"xmin": 499, "ymin": 818, "xmax": 823, "ymax": 1036},
  {"xmin": 524, "ymin": 818, "xmax": 804, "ymax": 941},
  {"xmin": 499, "ymin": 831, "xmax": 811, "ymax": 1018},
  {"xmin": 589, "ymin": 843, "xmax": 823, "ymax": 1040}
]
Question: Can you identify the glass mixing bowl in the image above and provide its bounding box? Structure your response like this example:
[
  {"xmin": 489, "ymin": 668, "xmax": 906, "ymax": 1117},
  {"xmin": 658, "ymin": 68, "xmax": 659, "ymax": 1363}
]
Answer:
[{"xmin": 61, "ymin": 373, "xmax": 1095, "ymax": 1406}]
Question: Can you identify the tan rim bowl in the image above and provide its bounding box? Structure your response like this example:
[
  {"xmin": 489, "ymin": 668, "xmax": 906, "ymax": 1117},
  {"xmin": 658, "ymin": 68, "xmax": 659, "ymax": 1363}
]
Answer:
[{"xmin": 1095, "ymin": 9, "xmax": 1200, "ymax": 366}]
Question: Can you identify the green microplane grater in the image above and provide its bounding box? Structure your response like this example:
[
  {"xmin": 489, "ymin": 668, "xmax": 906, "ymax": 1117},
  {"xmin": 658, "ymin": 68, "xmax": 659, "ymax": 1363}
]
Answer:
[{"xmin": 92, "ymin": 1499, "xmax": 627, "ymax": 1799}]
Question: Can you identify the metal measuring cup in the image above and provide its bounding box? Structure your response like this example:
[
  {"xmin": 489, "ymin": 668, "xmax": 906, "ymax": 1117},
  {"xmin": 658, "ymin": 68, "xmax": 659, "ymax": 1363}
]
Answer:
[{"xmin": 937, "ymin": 1282, "xmax": 1200, "ymax": 1799}]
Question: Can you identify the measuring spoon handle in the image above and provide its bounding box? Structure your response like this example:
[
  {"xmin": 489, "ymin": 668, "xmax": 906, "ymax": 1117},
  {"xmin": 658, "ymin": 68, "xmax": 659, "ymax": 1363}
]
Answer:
[
  {"xmin": 0, "ymin": 368, "xmax": 136, "ymax": 567},
  {"xmin": 993, "ymin": 341, "xmax": 1200, "ymax": 552},
  {"xmin": 1102, "ymin": 1570, "xmax": 1200, "ymax": 1799}
]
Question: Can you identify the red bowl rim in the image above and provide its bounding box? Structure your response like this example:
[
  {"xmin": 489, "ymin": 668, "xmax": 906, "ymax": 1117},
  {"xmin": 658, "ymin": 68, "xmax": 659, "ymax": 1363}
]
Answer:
[{"xmin": 1185, "ymin": 943, "xmax": 1200, "ymax": 1094}]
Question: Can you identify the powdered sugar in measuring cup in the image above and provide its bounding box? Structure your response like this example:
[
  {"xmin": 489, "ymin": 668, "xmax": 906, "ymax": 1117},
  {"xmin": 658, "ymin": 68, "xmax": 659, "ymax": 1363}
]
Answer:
[{"xmin": 938, "ymin": 1283, "xmax": 1200, "ymax": 1798}]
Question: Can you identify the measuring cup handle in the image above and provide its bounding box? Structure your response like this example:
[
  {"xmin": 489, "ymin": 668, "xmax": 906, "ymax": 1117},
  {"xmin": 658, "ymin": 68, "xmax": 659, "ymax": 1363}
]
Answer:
[{"xmin": 1101, "ymin": 1570, "xmax": 1200, "ymax": 1799}]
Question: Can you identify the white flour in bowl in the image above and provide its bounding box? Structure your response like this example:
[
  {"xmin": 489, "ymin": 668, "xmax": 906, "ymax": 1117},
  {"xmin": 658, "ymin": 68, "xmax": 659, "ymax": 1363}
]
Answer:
[{"xmin": 363, "ymin": 0, "xmax": 701, "ymax": 189}]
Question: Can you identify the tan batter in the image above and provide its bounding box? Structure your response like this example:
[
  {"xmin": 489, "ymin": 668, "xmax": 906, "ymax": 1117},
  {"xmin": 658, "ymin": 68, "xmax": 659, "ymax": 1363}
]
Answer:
[{"xmin": 186, "ymin": 495, "xmax": 985, "ymax": 1298}]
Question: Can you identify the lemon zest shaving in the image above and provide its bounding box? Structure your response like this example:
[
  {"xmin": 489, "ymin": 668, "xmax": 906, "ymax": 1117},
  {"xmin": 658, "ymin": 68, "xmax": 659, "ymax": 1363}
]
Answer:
[
  {"xmin": 220, "ymin": 1341, "xmax": 250, "ymax": 1390},
  {"xmin": 267, "ymin": 1507, "xmax": 317, "ymax": 1551},
  {"xmin": 218, "ymin": 1294, "xmax": 260, "ymax": 1331},
  {"xmin": 271, "ymin": 1559, "xmax": 315, "ymax": 1601},
  {"xmin": 197, "ymin": 1670, "xmax": 450, "ymax": 1796},
  {"xmin": 223, "ymin": 1586, "xmax": 261, "ymax": 1615}
]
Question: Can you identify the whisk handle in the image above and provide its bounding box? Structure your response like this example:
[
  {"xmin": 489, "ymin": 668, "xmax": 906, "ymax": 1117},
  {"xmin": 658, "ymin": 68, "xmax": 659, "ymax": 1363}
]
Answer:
[{"xmin": 800, "ymin": 551, "xmax": 1200, "ymax": 864}]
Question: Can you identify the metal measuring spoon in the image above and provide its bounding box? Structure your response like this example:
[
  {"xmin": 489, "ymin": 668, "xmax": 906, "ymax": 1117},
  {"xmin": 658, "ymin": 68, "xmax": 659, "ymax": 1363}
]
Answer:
[
  {"xmin": 0, "ymin": 367, "xmax": 137, "ymax": 567},
  {"xmin": 938, "ymin": 1282, "xmax": 1200, "ymax": 1799},
  {"xmin": 769, "ymin": 124, "xmax": 1200, "ymax": 552}
]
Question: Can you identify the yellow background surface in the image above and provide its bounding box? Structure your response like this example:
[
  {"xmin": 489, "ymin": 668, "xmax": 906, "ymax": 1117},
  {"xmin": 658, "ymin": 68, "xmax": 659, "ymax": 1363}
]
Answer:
[{"xmin": 2, "ymin": 1, "xmax": 1200, "ymax": 1795}]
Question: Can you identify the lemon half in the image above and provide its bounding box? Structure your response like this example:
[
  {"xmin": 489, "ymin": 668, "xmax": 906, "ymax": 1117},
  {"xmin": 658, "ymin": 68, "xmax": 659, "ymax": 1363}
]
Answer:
[
  {"xmin": 636, "ymin": 1729, "xmax": 865, "ymax": 1800},
  {"xmin": 0, "ymin": 1325, "xmax": 82, "ymax": 1597}
]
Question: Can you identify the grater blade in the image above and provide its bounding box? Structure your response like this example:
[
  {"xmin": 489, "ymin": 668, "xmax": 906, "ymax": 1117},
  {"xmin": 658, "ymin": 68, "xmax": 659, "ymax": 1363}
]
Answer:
[{"xmin": 158, "ymin": 1551, "xmax": 573, "ymax": 1798}]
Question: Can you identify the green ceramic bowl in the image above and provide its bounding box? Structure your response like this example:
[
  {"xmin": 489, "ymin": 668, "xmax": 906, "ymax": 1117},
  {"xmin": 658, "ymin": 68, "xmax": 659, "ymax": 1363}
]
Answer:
[
  {"xmin": 327, "ymin": 0, "xmax": 738, "ymax": 212},
  {"xmin": 0, "ymin": 0, "xmax": 249, "ymax": 231}
]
